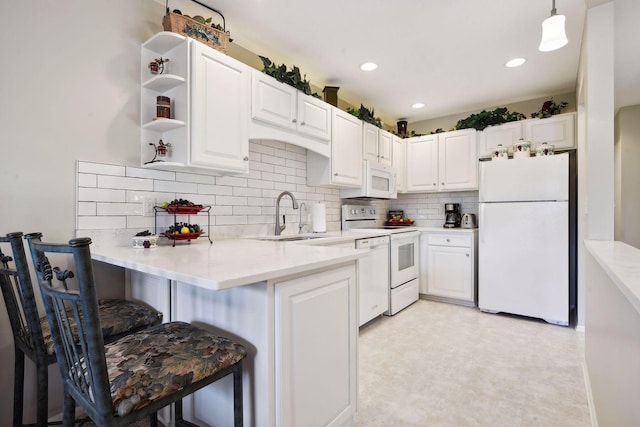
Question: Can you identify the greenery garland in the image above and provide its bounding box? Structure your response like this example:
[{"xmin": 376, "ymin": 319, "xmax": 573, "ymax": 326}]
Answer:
[{"xmin": 258, "ymin": 56, "xmax": 320, "ymax": 98}]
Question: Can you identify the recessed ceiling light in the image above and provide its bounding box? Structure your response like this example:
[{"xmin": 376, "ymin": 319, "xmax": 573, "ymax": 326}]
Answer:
[
  {"xmin": 411, "ymin": 103, "xmax": 425, "ymax": 109},
  {"xmin": 505, "ymin": 58, "xmax": 527, "ymax": 68},
  {"xmin": 360, "ymin": 62, "xmax": 378, "ymax": 71}
]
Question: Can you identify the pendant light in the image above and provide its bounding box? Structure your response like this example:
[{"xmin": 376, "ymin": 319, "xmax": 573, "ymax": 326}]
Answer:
[{"xmin": 539, "ymin": 0, "xmax": 568, "ymax": 52}]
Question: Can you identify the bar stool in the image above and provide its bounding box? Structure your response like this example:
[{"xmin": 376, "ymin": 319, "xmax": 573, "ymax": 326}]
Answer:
[
  {"xmin": 26, "ymin": 235, "xmax": 246, "ymax": 427},
  {"xmin": 0, "ymin": 232, "xmax": 163, "ymax": 427}
]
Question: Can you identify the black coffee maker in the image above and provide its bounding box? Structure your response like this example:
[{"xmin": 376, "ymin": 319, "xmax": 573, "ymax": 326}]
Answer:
[{"xmin": 444, "ymin": 203, "xmax": 461, "ymax": 228}]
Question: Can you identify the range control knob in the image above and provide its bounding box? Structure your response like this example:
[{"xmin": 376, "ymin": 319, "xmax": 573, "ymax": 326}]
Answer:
[{"xmin": 370, "ymin": 209, "xmax": 376, "ymax": 215}]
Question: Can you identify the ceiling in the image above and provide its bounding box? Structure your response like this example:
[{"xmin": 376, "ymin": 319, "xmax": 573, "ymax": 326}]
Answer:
[{"xmin": 169, "ymin": 0, "xmax": 635, "ymax": 124}]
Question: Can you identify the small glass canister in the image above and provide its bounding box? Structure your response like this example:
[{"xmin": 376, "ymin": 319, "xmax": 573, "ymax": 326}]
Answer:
[
  {"xmin": 535, "ymin": 142, "xmax": 555, "ymax": 156},
  {"xmin": 513, "ymin": 139, "xmax": 531, "ymax": 159},
  {"xmin": 156, "ymin": 96, "xmax": 171, "ymax": 119},
  {"xmin": 491, "ymin": 144, "xmax": 509, "ymax": 161}
]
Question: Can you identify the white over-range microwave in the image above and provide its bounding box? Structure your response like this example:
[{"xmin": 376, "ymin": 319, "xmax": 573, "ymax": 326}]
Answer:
[{"xmin": 339, "ymin": 160, "xmax": 398, "ymax": 200}]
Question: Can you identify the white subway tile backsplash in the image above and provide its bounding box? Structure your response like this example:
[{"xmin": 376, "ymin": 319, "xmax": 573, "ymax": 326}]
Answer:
[
  {"xmin": 233, "ymin": 187, "xmax": 262, "ymax": 197},
  {"xmin": 78, "ymin": 162, "xmax": 125, "ymax": 176},
  {"xmin": 98, "ymin": 175, "xmax": 152, "ymax": 191},
  {"xmin": 197, "ymin": 183, "xmax": 233, "ymax": 196},
  {"xmin": 175, "ymin": 172, "xmax": 216, "ymax": 185},
  {"xmin": 216, "ymin": 195, "xmax": 248, "ymax": 206},
  {"xmin": 79, "ymin": 188, "xmax": 126, "ymax": 203},
  {"xmin": 233, "ymin": 206, "xmax": 261, "ymax": 215},
  {"xmin": 77, "ymin": 141, "xmax": 479, "ymax": 240},
  {"xmin": 127, "ymin": 167, "xmax": 175, "ymax": 181},
  {"xmin": 216, "ymin": 215, "xmax": 248, "ymax": 225},
  {"xmin": 97, "ymin": 202, "xmax": 143, "ymax": 216},
  {"xmin": 77, "ymin": 216, "xmax": 127, "ymax": 230},
  {"xmin": 248, "ymin": 179, "xmax": 274, "ymax": 190},
  {"xmin": 78, "ymin": 173, "xmax": 97, "ymax": 188},
  {"xmin": 249, "ymin": 143, "xmax": 274, "ymax": 155},
  {"xmin": 154, "ymin": 180, "xmax": 198, "ymax": 193},
  {"xmin": 126, "ymin": 216, "xmax": 155, "ymax": 229},
  {"xmin": 261, "ymin": 154, "xmax": 286, "ymax": 166},
  {"xmin": 216, "ymin": 175, "xmax": 248, "ymax": 187},
  {"xmin": 261, "ymin": 172, "xmax": 286, "ymax": 182},
  {"xmin": 78, "ymin": 202, "xmax": 97, "ymax": 216}
]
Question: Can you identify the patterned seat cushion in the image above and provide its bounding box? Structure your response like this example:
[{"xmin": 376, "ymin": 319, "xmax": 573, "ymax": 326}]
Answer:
[
  {"xmin": 103, "ymin": 321, "xmax": 247, "ymax": 416},
  {"xmin": 40, "ymin": 299, "xmax": 163, "ymax": 355}
]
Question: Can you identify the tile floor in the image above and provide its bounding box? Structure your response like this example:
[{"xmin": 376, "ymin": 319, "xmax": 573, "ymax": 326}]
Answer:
[{"xmin": 354, "ymin": 299, "xmax": 592, "ymax": 427}]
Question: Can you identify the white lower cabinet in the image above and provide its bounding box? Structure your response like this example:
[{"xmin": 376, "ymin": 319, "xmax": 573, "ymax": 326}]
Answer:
[
  {"xmin": 420, "ymin": 230, "xmax": 477, "ymax": 306},
  {"xmin": 274, "ymin": 264, "xmax": 357, "ymax": 427},
  {"xmin": 128, "ymin": 263, "xmax": 357, "ymax": 427}
]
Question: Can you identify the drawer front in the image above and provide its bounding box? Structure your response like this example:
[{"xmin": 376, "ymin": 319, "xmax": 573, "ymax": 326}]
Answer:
[{"xmin": 427, "ymin": 234, "xmax": 471, "ymax": 248}]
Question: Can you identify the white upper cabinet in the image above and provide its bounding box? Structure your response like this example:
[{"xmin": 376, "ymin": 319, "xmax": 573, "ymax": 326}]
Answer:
[
  {"xmin": 392, "ymin": 135, "xmax": 406, "ymax": 192},
  {"xmin": 190, "ymin": 41, "xmax": 250, "ymax": 174},
  {"xmin": 478, "ymin": 113, "xmax": 575, "ymax": 158},
  {"xmin": 251, "ymin": 71, "xmax": 297, "ymax": 129},
  {"xmin": 140, "ymin": 32, "xmax": 249, "ymax": 175},
  {"xmin": 378, "ymin": 129, "xmax": 393, "ymax": 165},
  {"xmin": 405, "ymin": 129, "xmax": 478, "ymax": 192},
  {"xmin": 438, "ymin": 129, "xmax": 478, "ymax": 191},
  {"xmin": 363, "ymin": 124, "xmax": 393, "ymax": 165},
  {"xmin": 479, "ymin": 121, "xmax": 523, "ymax": 158},
  {"xmin": 524, "ymin": 112, "xmax": 575, "ymax": 149},
  {"xmin": 406, "ymin": 135, "xmax": 439, "ymax": 192},
  {"xmin": 363, "ymin": 123, "xmax": 379, "ymax": 161},
  {"xmin": 307, "ymin": 108, "xmax": 363, "ymax": 188},
  {"xmin": 297, "ymin": 94, "xmax": 332, "ymax": 140},
  {"xmin": 250, "ymin": 70, "xmax": 331, "ymax": 156}
]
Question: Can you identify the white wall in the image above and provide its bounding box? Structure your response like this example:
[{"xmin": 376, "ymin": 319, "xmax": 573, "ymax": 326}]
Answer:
[
  {"xmin": 409, "ymin": 92, "xmax": 576, "ymax": 136},
  {"xmin": 614, "ymin": 105, "xmax": 640, "ymax": 248},
  {"xmin": 0, "ymin": 1, "xmax": 166, "ymax": 423}
]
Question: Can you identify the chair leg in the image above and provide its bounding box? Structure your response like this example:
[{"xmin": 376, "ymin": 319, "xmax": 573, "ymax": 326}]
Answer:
[
  {"xmin": 175, "ymin": 399, "xmax": 183, "ymax": 422},
  {"xmin": 36, "ymin": 359, "xmax": 49, "ymax": 427},
  {"xmin": 13, "ymin": 349, "xmax": 24, "ymax": 427},
  {"xmin": 233, "ymin": 361, "xmax": 243, "ymax": 427},
  {"xmin": 61, "ymin": 390, "xmax": 75, "ymax": 427},
  {"xmin": 149, "ymin": 412, "xmax": 158, "ymax": 427}
]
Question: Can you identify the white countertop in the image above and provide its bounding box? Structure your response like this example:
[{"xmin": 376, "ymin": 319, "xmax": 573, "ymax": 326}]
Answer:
[
  {"xmin": 91, "ymin": 236, "xmax": 366, "ymax": 291},
  {"xmin": 585, "ymin": 240, "xmax": 640, "ymax": 314}
]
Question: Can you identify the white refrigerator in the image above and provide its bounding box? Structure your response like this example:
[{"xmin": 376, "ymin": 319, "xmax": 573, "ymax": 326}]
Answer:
[{"xmin": 478, "ymin": 153, "xmax": 570, "ymax": 326}]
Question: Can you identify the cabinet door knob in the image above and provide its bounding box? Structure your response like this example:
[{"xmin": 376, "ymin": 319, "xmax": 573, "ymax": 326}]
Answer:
[
  {"xmin": 334, "ymin": 172, "xmax": 339, "ymax": 176},
  {"xmin": 292, "ymin": 118, "xmax": 297, "ymax": 123},
  {"xmin": 301, "ymin": 121, "xmax": 306, "ymax": 126},
  {"xmin": 446, "ymin": 238, "xmax": 450, "ymax": 242},
  {"xmin": 243, "ymin": 156, "xmax": 249, "ymax": 161},
  {"xmin": 441, "ymin": 182, "xmax": 445, "ymax": 185},
  {"xmin": 466, "ymin": 253, "xmax": 470, "ymax": 257}
]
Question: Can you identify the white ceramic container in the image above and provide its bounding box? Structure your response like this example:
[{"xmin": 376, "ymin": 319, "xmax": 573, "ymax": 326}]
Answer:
[
  {"xmin": 513, "ymin": 139, "xmax": 531, "ymax": 159},
  {"xmin": 535, "ymin": 142, "xmax": 555, "ymax": 156},
  {"xmin": 491, "ymin": 144, "xmax": 509, "ymax": 161}
]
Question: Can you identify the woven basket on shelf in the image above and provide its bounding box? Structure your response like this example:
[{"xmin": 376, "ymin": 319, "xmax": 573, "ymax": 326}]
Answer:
[{"xmin": 162, "ymin": 12, "xmax": 229, "ymax": 54}]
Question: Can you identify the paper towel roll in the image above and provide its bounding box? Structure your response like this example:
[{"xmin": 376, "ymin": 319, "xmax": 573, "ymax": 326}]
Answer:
[{"xmin": 312, "ymin": 203, "xmax": 326, "ymax": 232}]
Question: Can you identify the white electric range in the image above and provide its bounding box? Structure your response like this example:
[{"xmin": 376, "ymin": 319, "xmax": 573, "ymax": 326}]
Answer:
[{"xmin": 341, "ymin": 205, "xmax": 420, "ymax": 316}]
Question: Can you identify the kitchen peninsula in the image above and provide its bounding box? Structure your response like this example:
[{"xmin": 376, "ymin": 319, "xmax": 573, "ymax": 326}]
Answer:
[{"xmin": 91, "ymin": 238, "xmax": 364, "ymax": 427}]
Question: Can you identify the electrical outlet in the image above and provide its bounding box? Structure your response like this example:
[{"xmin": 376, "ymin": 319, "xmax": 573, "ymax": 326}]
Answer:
[{"xmin": 143, "ymin": 197, "xmax": 155, "ymax": 217}]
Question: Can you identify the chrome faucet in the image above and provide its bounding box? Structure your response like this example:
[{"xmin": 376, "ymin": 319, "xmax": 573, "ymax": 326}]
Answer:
[{"xmin": 275, "ymin": 191, "xmax": 299, "ymax": 235}]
